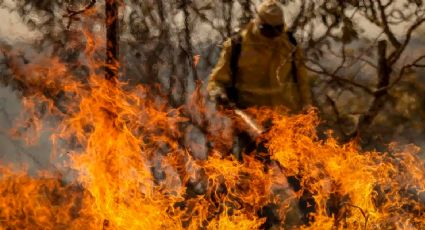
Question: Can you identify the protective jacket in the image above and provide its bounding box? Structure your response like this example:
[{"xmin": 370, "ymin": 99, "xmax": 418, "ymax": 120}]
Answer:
[{"xmin": 207, "ymin": 21, "xmax": 313, "ymax": 112}]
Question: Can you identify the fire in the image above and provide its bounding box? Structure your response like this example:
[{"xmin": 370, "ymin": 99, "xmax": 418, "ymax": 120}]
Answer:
[
  {"xmin": 1, "ymin": 28, "xmax": 425, "ymax": 230},
  {"xmin": 263, "ymin": 110, "xmax": 425, "ymax": 228}
]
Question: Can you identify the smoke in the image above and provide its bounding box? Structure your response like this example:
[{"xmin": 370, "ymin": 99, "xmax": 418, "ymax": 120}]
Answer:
[
  {"xmin": 0, "ymin": 86, "xmax": 53, "ymax": 174},
  {"xmin": 0, "ymin": 7, "xmax": 40, "ymax": 43}
]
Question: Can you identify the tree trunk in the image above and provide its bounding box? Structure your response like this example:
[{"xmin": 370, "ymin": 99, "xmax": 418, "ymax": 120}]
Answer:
[
  {"xmin": 105, "ymin": 0, "xmax": 119, "ymax": 81},
  {"xmin": 357, "ymin": 40, "xmax": 392, "ymax": 134}
]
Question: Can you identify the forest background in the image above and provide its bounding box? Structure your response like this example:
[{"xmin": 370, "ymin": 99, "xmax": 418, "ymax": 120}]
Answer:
[{"xmin": 1, "ymin": 0, "xmax": 425, "ymax": 171}]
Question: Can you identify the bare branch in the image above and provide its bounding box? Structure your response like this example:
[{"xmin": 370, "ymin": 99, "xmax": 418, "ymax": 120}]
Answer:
[
  {"xmin": 376, "ymin": 0, "xmax": 401, "ymax": 48},
  {"xmin": 304, "ymin": 58, "xmax": 374, "ymax": 94},
  {"xmin": 331, "ymin": 44, "xmax": 347, "ymax": 76},
  {"xmin": 289, "ymin": 0, "xmax": 306, "ymax": 32},
  {"xmin": 389, "ymin": 17, "xmax": 425, "ymax": 64},
  {"xmin": 326, "ymin": 95, "xmax": 350, "ymax": 136},
  {"xmin": 64, "ymin": 0, "xmax": 97, "ymax": 29},
  {"xmin": 189, "ymin": 4, "xmax": 226, "ymax": 39},
  {"xmin": 376, "ymin": 53, "xmax": 425, "ymax": 94},
  {"xmin": 362, "ymin": 0, "xmax": 379, "ymax": 23}
]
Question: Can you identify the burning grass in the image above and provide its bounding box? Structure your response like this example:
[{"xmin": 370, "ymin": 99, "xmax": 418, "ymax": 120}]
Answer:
[{"xmin": 1, "ymin": 31, "xmax": 425, "ymax": 229}]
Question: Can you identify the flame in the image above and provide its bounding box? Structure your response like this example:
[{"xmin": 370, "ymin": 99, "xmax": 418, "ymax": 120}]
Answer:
[{"xmin": 1, "ymin": 24, "xmax": 425, "ymax": 230}]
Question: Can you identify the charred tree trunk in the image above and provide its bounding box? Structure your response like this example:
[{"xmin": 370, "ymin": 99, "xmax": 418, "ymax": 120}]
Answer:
[
  {"xmin": 357, "ymin": 40, "xmax": 392, "ymax": 134},
  {"xmin": 105, "ymin": 0, "xmax": 119, "ymax": 81}
]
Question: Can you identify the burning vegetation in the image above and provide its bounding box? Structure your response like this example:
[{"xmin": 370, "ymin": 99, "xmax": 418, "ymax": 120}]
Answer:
[
  {"xmin": 0, "ymin": 29, "xmax": 425, "ymax": 229},
  {"xmin": 1, "ymin": 1, "xmax": 425, "ymax": 229}
]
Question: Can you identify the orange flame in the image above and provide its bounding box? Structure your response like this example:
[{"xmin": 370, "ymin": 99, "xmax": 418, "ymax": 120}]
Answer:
[{"xmin": 1, "ymin": 25, "xmax": 425, "ymax": 230}]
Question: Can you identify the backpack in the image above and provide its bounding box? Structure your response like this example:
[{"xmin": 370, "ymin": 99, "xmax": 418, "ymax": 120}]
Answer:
[{"xmin": 226, "ymin": 31, "xmax": 299, "ymax": 103}]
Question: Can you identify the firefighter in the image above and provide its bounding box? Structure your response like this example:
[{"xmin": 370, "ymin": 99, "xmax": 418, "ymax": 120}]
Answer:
[
  {"xmin": 206, "ymin": 1, "xmax": 313, "ymax": 227},
  {"xmin": 207, "ymin": 0, "xmax": 314, "ymax": 159},
  {"xmin": 207, "ymin": 0, "xmax": 313, "ymax": 112}
]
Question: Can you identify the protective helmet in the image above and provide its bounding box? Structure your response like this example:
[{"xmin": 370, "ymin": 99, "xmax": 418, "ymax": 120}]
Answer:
[{"xmin": 256, "ymin": 0, "xmax": 284, "ymax": 26}]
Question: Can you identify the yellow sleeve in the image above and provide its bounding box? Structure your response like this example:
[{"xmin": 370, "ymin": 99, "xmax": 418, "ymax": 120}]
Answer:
[
  {"xmin": 207, "ymin": 39, "xmax": 233, "ymax": 98},
  {"xmin": 295, "ymin": 47, "xmax": 313, "ymax": 107}
]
